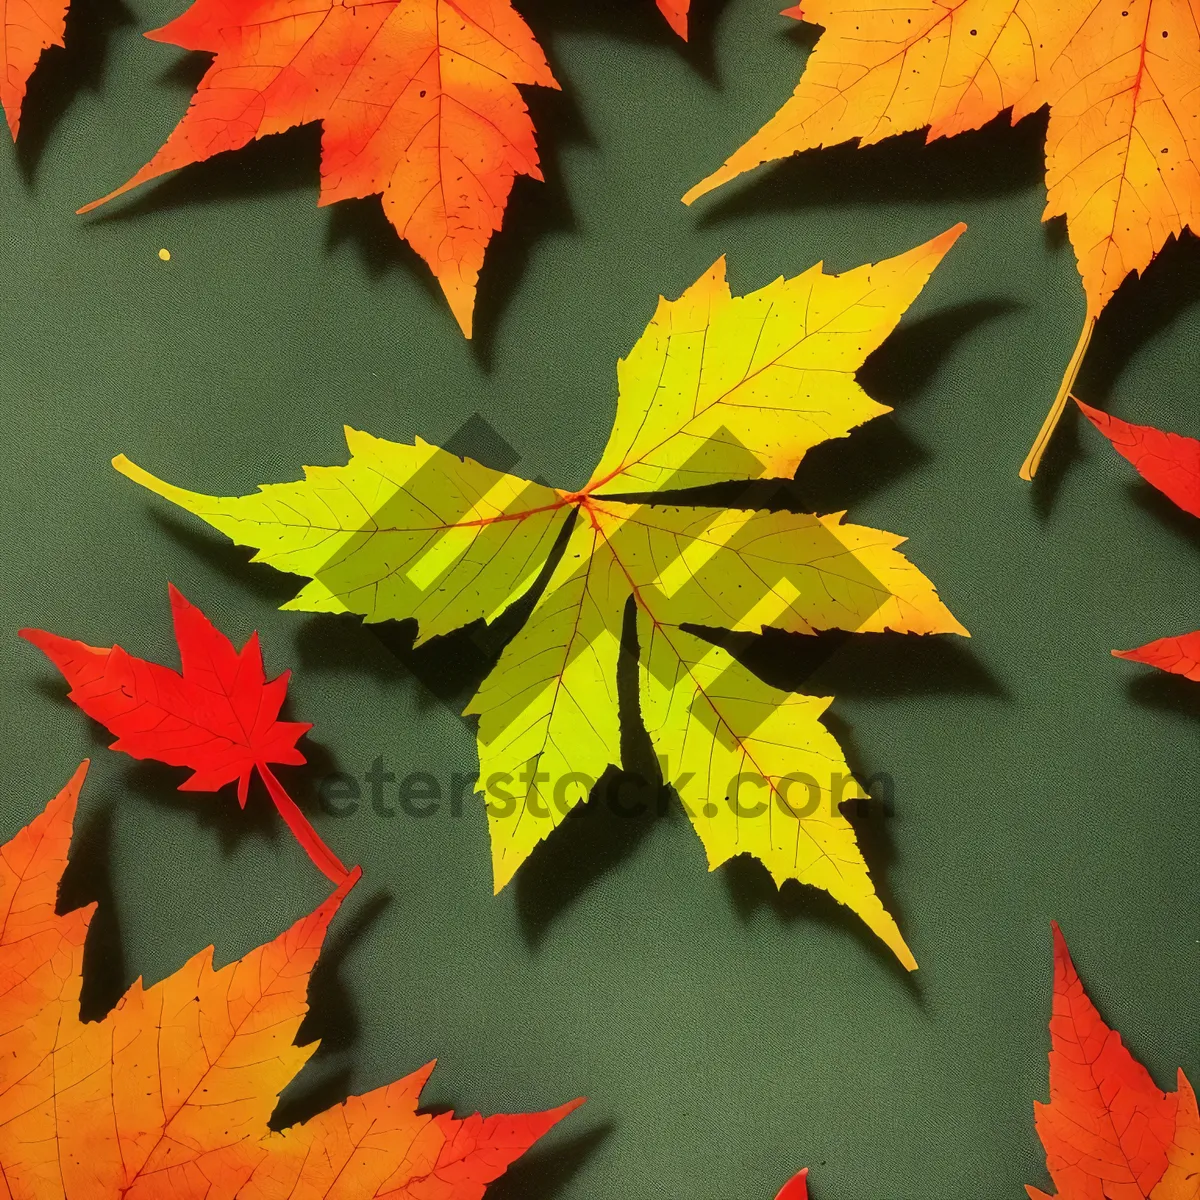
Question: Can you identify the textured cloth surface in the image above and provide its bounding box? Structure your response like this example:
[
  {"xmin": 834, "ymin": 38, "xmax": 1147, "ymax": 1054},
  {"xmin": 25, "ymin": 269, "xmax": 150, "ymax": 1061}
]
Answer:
[{"xmin": 0, "ymin": 1, "xmax": 1197, "ymax": 1196}]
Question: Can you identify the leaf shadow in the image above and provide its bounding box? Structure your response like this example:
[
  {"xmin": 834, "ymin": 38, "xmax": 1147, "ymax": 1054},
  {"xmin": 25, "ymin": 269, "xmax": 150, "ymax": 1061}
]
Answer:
[
  {"xmin": 797, "ymin": 298, "xmax": 1020, "ymax": 511},
  {"xmin": 1031, "ymin": 391, "xmax": 1087, "ymax": 520},
  {"xmin": 57, "ymin": 799, "xmax": 131, "ymax": 1022},
  {"xmin": 738, "ymin": 627, "xmax": 1007, "ymax": 702},
  {"xmin": 486, "ymin": 1123, "xmax": 613, "ymax": 1200},
  {"xmin": 1076, "ymin": 230, "xmax": 1200, "ymax": 405},
  {"xmin": 709, "ymin": 624, "xmax": 1000, "ymax": 984},
  {"xmin": 516, "ymin": 0, "xmax": 734, "ymax": 78},
  {"xmin": 694, "ymin": 108, "xmax": 1049, "ymax": 225},
  {"xmin": 28, "ymin": 677, "xmax": 115, "ymax": 749},
  {"xmin": 147, "ymin": 512, "xmax": 308, "ymax": 610},
  {"xmin": 121, "ymin": 733, "xmax": 345, "ymax": 864},
  {"xmin": 1034, "ymin": 232, "xmax": 1200, "ymax": 516},
  {"xmin": 13, "ymin": 0, "xmax": 134, "ymax": 180},
  {"xmin": 83, "ymin": 120, "xmax": 323, "ymax": 223},
  {"xmin": 1125, "ymin": 670, "xmax": 1200, "ymax": 723},
  {"xmin": 1037, "ymin": 231, "xmax": 1200, "ymax": 515},
  {"xmin": 1129, "ymin": 480, "xmax": 1200, "ymax": 554},
  {"xmin": 859, "ymin": 298, "xmax": 1022, "ymax": 406},
  {"xmin": 716, "ymin": 785, "xmax": 920, "ymax": 993},
  {"xmin": 466, "ymin": 80, "xmax": 586, "ymax": 366},
  {"xmin": 514, "ymin": 597, "xmax": 673, "ymax": 948},
  {"xmin": 271, "ymin": 887, "xmax": 393, "ymax": 1130}
]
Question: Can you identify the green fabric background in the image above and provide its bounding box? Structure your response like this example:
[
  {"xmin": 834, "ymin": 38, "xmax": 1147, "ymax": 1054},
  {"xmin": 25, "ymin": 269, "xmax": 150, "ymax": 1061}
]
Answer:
[{"xmin": 1, "ymin": 0, "xmax": 1197, "ymax": 1195}]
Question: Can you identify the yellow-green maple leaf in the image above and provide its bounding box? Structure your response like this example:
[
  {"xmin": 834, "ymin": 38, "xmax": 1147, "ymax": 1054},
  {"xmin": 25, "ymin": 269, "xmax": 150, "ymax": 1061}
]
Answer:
[{"xmin": 114, "ymin": 224, "xmax": 968, "ymax": 968}]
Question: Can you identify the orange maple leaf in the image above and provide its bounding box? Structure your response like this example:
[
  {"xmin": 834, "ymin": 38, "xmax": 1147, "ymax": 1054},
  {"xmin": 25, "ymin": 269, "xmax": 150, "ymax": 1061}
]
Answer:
[
  {"xmin": 0, "ymin": 0, "xmax": 69, "ymax": 138},
  {"xmin": 0, "ymin": 760, "xmax": 583, "ymax": 1198},
  {"xmin": 1027, "ymin": 923, "xmax": 1198, "ymax": 1199},
  {"xmin": 78, "ymin": 0, "xmax": 560, "ymax": 338},
  {"xmin": 683, "ymin": 0, "xmax": 1200, "ymax": 479}
]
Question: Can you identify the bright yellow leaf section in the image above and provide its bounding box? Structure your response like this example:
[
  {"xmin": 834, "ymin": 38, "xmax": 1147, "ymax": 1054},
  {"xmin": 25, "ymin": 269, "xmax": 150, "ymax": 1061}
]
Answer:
[
  {"xmin": 636, "ymin": 617, "xmax": 915, "ymax": 967},
  {"xmin": 115, "ymin": 432, "xmax": 569, "ymax": 643},
  {"xmin": 602, "ymin": 502, "xmax": 969, "ymax": 637},
  {"xmin": 588, "ymin": 224, "xmax": 965, "ymax": 494},
  {"xmin": 467, "ymin": 519, "xmax": 626, "ymax": 892},
  {"xmin": 116, "ymin": 230, "xmax": 968, "ymax": 966}
]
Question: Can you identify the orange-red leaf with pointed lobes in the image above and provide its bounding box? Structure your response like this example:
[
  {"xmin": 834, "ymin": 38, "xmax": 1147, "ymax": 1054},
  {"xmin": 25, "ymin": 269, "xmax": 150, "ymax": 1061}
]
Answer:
[
  {"xmin": 775, "ymin": 1168, "xmax": 809, "ymax": 1200},
  {"xmin": 0, "ymin": 764, "xmax": 583, "ymax": 1198},
  {"xmin": 685, "ymin": 0, "xmax": 1200, "ymax": 478},
  {"xmin": 0, "ymin": 0, "xmax": 69, "ymax": 138},
  {"xmin": 1077, "ymin": 400, "xmax": 1200, "ymax": 519},
  {"xmin": 656, "ymin": 0, "xmax": 690, "ymax": 38},
  {"xmin": 1114, "ymin": 632, "xmax": 1200, "ymax": 682},
  {"xmin": 77, "ymin": 0, "xmax": 559, "ymax": 338},
  {"xmin": 1027, "ymin": 922, "xmax": 1191, "ymax": 1200},
  {"xmin": 20, "ymin": 584, "xmax": 349, "ymax": 884}
]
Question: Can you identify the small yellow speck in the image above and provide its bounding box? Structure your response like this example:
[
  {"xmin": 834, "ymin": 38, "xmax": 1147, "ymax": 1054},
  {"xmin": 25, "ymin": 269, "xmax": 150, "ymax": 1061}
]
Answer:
[{"xmin": 158, "ymin": 248, "xmax": 171, "ymax": 262}]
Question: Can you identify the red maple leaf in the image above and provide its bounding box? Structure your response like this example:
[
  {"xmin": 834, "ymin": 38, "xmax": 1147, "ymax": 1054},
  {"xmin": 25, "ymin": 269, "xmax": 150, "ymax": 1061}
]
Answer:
[
  {"xmin": 1078, "ymin": 399, "xmax": 1200, "ymax": 683},
  {"xmin": 20, "ymin": 583, "xmax": 350, "ymax": 883}
]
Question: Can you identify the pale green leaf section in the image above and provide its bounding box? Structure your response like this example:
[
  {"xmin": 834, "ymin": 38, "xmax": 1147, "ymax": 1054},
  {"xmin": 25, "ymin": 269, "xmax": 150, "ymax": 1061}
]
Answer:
[
  {"xmin": 596, "ymin": 500, "xmax": 969, "ymax": 636},
  {"xmin": 114, "ymin": 430, "xmax": 568, "ymax": 643},
  {"xmin": 586, "ymin": 225, "xmax": 965, "ymax": 495},
  {"xmin": 466, "ymin": 520, "xmax": 628, "ymax": 891},
  {"xmin": 636, "ymin": 615, "xmax": 914, "ymax": 968}
]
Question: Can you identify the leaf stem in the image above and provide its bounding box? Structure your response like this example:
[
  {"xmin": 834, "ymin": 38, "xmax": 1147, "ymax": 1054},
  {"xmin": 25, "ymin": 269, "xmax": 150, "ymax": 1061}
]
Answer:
[
  {"xmin": 257, "ymin": 763, "xmax": 350, "ymax": 885},
  {"xmin": 1020, "ymin": 316, "xmax": 1095, "ymax": 481}
]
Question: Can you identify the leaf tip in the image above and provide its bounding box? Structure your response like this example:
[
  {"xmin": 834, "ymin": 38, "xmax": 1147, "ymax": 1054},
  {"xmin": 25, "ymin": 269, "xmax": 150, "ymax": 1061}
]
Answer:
[
  {"xmin": 19, "ymin": 625, "xmax": 69, "ymax": 658},
  {"xmin": 927, "ymin": 221, "xmax": 968, "ymax": 258},
  {"xmin": 436, "ymin": 269, "xmax": 477, "ymax": 339},
  {"xmin": 775, "ymin": 1168, "xmax": 809, "ymax": 1200},
  {"xmin": 491, "ymin": 853, "xmax": 518, "ymax": 896},
  {"xmin": 547, "ymin": 1096, "xmax": 588, "ymax": 1125},
  {"xmin": 76, "ymin": 193, "xmax": 111, "ymax": 216},
  {"xmin": 65, "ymin": 758, "xmax": 91, "ymax": 792},
  {"xmin": 1049, "ymin": 919, "xmax": 1071, "ymax": 968},
  {"xmin": 111, "ymin": 454, "xmax": 160, "ymax": 492}
]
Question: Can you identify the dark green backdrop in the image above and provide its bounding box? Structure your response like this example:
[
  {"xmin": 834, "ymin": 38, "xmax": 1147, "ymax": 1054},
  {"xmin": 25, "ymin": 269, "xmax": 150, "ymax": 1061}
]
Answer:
[{"xmin": 2, "ymin": 0, "xmax": 1197, "ymax": 1195}]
